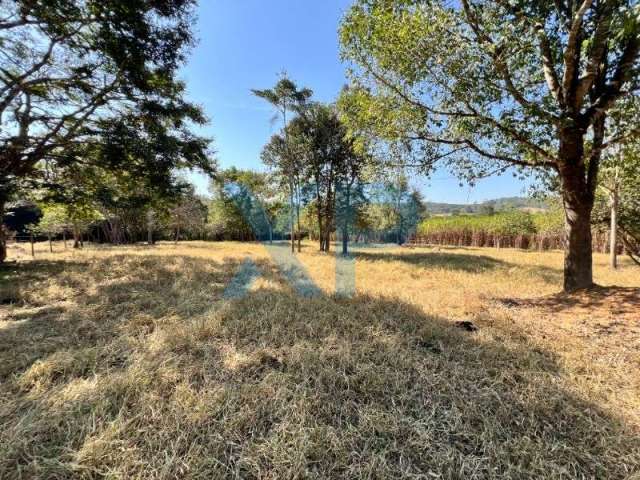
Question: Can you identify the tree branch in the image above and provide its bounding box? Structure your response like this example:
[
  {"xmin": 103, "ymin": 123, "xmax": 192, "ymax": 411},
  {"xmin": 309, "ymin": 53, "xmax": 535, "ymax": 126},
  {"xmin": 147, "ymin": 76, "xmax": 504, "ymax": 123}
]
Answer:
[
  {"xmin": 493, "ymin": 0, "xmax": 565, "ymax": 107},
  {"xmin": 562, "ymin": 0, "xmax": 593, "ymax": 104},
  {"xmin": 574, "ymin": 5, "xmax": 611, "ymax": 107},
  {"xmin": 582, "ymin": 35, "xmax": 640, "ymax": 124}
]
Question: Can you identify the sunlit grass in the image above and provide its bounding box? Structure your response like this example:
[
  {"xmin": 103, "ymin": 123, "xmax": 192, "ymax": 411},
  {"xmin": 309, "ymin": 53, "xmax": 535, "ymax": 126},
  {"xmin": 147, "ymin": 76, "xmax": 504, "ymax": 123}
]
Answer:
[{"xmin": 1, "ymin": 241, "xmax": 639, "ymax": 478}]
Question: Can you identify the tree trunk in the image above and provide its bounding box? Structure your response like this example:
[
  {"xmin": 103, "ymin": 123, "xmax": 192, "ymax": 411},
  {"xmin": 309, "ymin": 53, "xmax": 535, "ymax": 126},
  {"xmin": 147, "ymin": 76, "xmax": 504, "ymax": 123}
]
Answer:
[
  {"xmin": 296, "ymin": 184, "xmax": 302, "ymax": 253},
  {"xmin": 0, "ymin": 198, "xmax": 6, "ymax": 263},
  {"xmin": 317, "ymin": 205, "xmax": 324, "ymax": 252},
  {"xmin": 559, "ymin": 164, "xmax": 595, "ymax": 291},
  {"xmin": 147, "ymin": 210, "xmax": 154, "ymax": 245},
  {"xmin": 48, "ymin": 233, "xmax": 52, "ymax": 253},
  {"xmin": 556, "ymin": 124, "xmax": 598, "ymax": 292},
  {"xmin": 63, "ymin": 230, "xmax": 67, "ymax": 249},
  {"xmin": 324, "ymin": 224, "xmax": 332, "ymax": 253},
  {"xmin": 30, "ymin": 232, "xmax": 34, "ymax": 257},
  {"xmin": 289, "ymin": 183, "xmax": 295, "ymax": 254},
  {"xmin": 610, "ymin": 188, "xmax": 618, "ymax": 269},
  {"xmin": 73, "ymin": 226, "xmax": 81, "ymax": 248},
  {"xmin": 563, "ymin": 201, "xmax": 593, "ymax": 291},
  {"xmin": 342, "ymin": 186, "xmax": 351, "ymax": 256}
]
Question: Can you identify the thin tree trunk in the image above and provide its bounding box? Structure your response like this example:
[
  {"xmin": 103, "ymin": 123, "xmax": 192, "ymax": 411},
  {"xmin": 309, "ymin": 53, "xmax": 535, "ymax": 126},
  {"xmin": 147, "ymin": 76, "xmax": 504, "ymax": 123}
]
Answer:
[
  {"xmin": 295, "ymin": 182, "xmax": 301, "ymax": 252},
  {"xmin": 342, "ymin": 185, "xmax": 351, "ymax": 256},
  {"xmin": 30, "ymin": 232, "xmax": 34, "ymax": 257},
  {"xmin": 63, "ymin": 230, "xmax": 67, "ymax": 249},
  {"xmin": 147, "ymin": 210, "xmax": 154, "ymax": 245},
  {"xmin": 610, "ymin": 187, "xmax": 618, "ymax": 269},
  {"xmin": 314, "ymin": 178, "xmax": 324, "ymax": 252},
  {"xmin": 0, "ymin": 198, "xmax": 6, "ymax": 263},
  {"xmin": 73, "ymin": 226, "xmax": 80, "ymax": 249},
  {"xmin": 289, "ymin": 180, "xmax": 295, "ymax": 253},
  {"xmin": 48, "ymin": 233, "xmax": 52, "ymax": 253}
]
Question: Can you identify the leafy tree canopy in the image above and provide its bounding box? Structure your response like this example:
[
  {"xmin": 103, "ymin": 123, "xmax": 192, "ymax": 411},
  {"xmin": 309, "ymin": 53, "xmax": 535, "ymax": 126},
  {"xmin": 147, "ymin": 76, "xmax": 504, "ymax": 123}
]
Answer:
[{"xmin": 339, "ymin": 0, "xmax": 640, "ymax": 290}]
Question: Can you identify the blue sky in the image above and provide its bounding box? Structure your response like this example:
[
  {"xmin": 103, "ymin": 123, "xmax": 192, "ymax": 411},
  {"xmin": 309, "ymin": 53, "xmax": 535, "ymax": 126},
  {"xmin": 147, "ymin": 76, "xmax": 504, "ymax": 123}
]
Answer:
[{"xmin": 181, "ymin": 0, "xmax": 532, "ymax": 204}]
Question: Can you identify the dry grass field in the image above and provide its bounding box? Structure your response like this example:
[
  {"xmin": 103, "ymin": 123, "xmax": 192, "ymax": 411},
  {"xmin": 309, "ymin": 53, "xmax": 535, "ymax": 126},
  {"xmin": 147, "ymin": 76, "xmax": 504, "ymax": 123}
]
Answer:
[{"xmin": 1, "ymin": 241, "xmax": 639, "ymax": 479}]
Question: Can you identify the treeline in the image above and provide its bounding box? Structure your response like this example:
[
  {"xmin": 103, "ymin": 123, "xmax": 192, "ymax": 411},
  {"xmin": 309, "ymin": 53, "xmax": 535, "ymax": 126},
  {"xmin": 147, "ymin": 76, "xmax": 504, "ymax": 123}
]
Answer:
[
  {"xmin": 207, "ymin": 167, "xmax": 426, "ymax": 246},
  {"xmin": 6, "ymin": 186, "xmax": 209, "ymax": 248},
  {"xmin": 9, "ymin": 165, "xmax": 426, "ymax": 249},
  {"xmin": 425, "ymin": 197, "xmax": 547, "ymax": 216}
]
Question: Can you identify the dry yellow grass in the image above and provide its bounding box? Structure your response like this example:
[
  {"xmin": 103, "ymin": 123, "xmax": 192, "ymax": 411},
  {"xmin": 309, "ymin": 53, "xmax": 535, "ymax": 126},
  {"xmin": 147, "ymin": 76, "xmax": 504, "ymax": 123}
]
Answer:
[{"xmin": 1, "ymin": 241, "xmax": 639, "ymax": 479}]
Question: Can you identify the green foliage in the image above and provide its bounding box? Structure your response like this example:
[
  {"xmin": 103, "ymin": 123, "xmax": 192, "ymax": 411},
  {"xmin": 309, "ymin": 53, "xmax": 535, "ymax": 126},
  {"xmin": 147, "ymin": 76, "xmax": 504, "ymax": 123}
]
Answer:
[
  {"xmin": 418, "ymin": 211, "xmax": 559, "ymax": 237},
  {"xmin": 260, "ymin": 100, "xmax": 370, "ymax": 250},
  {"xmin": 208, "ymin": 168, "xmax": 278, "ymax": 241},
  {"xmin": 0, "ymin": 0, "xmax": 213, "ymax": 213},
  {"xmin": 33, "ymin": 204, "xmax": 69, "ymax": 235},
  {"xmin": 532, "ymin": 207, "xmax": 565, "ymax": 236},
  {"xmin": 339, "ymin": 0, "xmax": 640, "ymax": 175},
  {"xmin": 252, "ymin": 76, "xmax": 313, "ymax": 118}
]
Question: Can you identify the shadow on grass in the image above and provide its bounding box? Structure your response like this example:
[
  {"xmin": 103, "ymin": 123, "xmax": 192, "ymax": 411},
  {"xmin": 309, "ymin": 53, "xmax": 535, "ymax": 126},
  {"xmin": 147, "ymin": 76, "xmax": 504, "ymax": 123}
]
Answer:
[
  {"xmin": 356, "ymin": 250, "xmax": 506, "ymax": 273},
  {"xmin": 0, "ymin": 255, "xmax": 637, "ymax": 478},
  {"xmin": 504, "ymin": 285, "xmax": 640, "ymax": 316},
  {"xmin": 357, "ymin": 249, "xmax": 566, "ymax": 284}
]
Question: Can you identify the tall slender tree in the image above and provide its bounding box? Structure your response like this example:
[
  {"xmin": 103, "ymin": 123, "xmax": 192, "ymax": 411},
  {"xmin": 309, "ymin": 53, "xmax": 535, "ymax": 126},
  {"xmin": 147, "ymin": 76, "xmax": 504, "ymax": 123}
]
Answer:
[{"xmin": 252, "ymin": 75, "xmax": 312, "ymax": 253}]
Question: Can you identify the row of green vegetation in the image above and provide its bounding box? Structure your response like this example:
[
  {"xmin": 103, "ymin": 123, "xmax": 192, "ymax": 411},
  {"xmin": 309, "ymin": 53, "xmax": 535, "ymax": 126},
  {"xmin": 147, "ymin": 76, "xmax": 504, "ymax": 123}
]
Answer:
[{"xmin": 418, "ymin": 210, "xmax": 565, "ymax": 237}]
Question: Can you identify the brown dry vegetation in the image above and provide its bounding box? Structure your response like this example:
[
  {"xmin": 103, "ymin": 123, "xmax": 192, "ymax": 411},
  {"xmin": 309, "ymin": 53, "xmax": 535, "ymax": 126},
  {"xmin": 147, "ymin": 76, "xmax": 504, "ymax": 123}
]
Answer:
[{"xmin": 1, "ymin": 241, "xmax": 639, "ymax": 479}]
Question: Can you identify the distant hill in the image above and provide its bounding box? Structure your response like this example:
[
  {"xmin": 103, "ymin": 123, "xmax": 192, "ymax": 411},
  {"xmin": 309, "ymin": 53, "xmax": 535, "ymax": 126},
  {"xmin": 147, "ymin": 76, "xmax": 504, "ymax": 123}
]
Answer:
[{"xmin": 425, "ymin": 196, "xmax": 548, "ymax": 215}]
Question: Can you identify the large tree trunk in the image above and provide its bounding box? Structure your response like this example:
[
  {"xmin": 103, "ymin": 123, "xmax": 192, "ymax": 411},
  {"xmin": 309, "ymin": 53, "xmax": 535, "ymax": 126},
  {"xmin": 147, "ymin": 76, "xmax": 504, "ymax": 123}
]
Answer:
[
  {"xmin": 562, "ymin": 200, "xmax": 593, "ymax": 291},
  {"xmin": 558, "ymin": 138, "xmax": 595, "ymax": 291}
]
